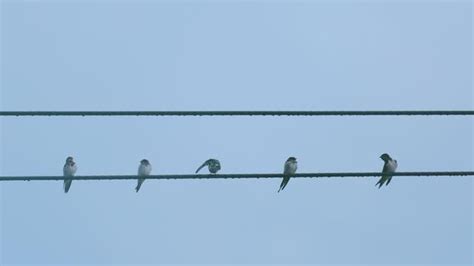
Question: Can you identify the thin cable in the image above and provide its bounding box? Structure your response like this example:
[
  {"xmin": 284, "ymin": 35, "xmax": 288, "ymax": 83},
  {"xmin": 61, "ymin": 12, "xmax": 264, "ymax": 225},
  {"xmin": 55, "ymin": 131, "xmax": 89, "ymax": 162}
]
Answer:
[
  {"xmin": 1, "ymin": 111, "xmax": 474, "ymax": 116},
  {"xmin": 1, "ymin": 172, "xmax": 473, "ymax": 181}
]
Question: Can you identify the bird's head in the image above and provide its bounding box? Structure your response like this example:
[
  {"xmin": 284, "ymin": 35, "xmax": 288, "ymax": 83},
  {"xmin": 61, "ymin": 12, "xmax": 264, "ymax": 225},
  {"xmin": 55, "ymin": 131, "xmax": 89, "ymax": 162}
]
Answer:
[
  {"xmin": 66, "ymin": 156, "xmax": 74, "ymax": 163},
  {"xmin": 380, "ymin": 153, "xmax": 391, "ymax": 162},
  {"xmin": 287, "ymin": 157, "xmax": 297, "ymax": 162},
  {"xmin": 141, "ymin": 159, "xmax": 150, "ymax": 165}
]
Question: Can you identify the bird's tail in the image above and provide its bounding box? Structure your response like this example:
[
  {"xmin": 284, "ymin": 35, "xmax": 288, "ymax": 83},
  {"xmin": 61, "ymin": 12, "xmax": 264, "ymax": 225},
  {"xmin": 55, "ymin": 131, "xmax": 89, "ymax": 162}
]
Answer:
[
  {"xmin": 136, "ymin": 179, "xmax": 144, "ymax": 192},
  {"xmin": 278, "ymin": 177, "xmax": 289, "ymax": 193},
  {"xmin": 64, "ymin": 179, "xmax": 72, "ymax": 193},
  {"xmin": 195, "ymin": 162, "xmax": 207, "ymax": 173},
  {"xmin": 375, "ymin": 177, "xmax": 384, "ymax": 189}
]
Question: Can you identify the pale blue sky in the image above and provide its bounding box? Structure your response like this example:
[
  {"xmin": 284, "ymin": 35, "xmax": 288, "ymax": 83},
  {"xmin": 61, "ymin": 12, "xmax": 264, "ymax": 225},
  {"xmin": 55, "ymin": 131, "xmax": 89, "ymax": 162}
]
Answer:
[{"xmin": 0, "ymin": 1, "xmax": 472, "ymax": 265}]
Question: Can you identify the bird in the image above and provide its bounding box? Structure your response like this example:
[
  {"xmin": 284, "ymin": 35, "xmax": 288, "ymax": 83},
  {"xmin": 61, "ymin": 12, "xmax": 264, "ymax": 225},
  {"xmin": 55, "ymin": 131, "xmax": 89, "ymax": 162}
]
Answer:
[
  {"xmin": 195, "ymin": 159, "xmax": 221, "ymax": 174},
  {"xmin": 375, "ymin": 153, "xmax": 398, "ymax": 189},
  {"xmin": 63, "ymin": 156, "xmax": 77, "ymax": 193},
  {"xmin": 278, "ymin": 157, "xmax": 297, "ymax": 192},
  {"xmin": 136, "ymin": 159, "xmax": 152, "ymax": 192}
]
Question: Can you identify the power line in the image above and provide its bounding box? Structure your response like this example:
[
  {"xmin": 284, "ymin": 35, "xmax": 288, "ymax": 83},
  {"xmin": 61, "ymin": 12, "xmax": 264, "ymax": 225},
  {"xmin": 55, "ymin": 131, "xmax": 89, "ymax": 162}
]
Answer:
[
  {"xmin": 1, "ymin": 171, "xmax": 473, "ymax": 181},
  {"xmin": 1, "ymin": 110, "xmax": 474, "ymax": 117}
]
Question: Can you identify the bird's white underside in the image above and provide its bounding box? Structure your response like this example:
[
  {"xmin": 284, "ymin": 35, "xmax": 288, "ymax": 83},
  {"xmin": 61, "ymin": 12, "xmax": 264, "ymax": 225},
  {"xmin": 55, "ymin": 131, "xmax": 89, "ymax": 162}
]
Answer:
[
  {"xmin": 284, "ymin": 161, "xmax": 297, "ymax": 175},
  {"xmin": 63, "ymin": 164, "xmax": 77, "ymax": 177},
  {"xmin": 138, "ymin": 164, "xmax": 152, "ymax": 176}
]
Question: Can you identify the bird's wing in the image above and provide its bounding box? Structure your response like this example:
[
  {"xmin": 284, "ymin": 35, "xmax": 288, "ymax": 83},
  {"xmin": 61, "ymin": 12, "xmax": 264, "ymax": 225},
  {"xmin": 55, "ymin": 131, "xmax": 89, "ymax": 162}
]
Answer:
[
  {"xmin": 382, "ymin": 162, "xmax": 391, "ymax": 174},
  {"xmin": 375, "ymin": 162, "xmax": 390, "ymax": 188},
  {"xmin": 283, "ymin": 162, "xmax": 290, "ymax": 174}
]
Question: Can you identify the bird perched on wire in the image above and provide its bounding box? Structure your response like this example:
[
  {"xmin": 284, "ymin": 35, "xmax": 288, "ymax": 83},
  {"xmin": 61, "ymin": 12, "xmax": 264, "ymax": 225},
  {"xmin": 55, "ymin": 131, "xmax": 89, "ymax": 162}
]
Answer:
[
  {"xmin": 278, "ymin": 157, "xmax": 297, "ymax": 192},
  {"xmin": 195, "ymin": 159, "xmax": 221, "ymax": 174},
  {"xmin": 136, "ymin": 159, "xmax": 152, "ymax": 192},
  {"xmin": 63, "ymin": 156, "xmax": 77, "ymax": 193},
  {"xmin": 375, "ymin": 153, "xmax": 398, "ymax": 189}
]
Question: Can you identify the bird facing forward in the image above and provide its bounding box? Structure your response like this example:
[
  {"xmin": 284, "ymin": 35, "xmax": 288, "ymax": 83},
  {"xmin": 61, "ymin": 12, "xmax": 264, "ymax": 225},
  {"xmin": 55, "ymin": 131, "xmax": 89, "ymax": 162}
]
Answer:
[
  {"xmin": 63, "ymin": 156, "xmax": 77, "ymax": 193},
  {"xmin": 278, "ymin": 157, "xmax": 297, "ymax": 192},
  {"xmin": 136, "ymin": 159, "xmax": 152, "ymax": 192}
]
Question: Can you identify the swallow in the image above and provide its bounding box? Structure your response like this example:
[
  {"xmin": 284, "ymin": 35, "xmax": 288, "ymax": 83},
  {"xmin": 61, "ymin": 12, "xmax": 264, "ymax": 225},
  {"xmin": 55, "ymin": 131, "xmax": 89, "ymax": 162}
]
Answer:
[
  {"xmin": 278, "ymin": 157, "xmax": 297, "ymax": 192},
  {"xmin": 195, "ymin": 159, "xmax": 221, "ymax": 174},
  {"xmin": 63, "ymin": 156, "xmax": 77, "ymax": 193},
  {"xmin": 375, "ymin": 153, "xmax": 398, "ymax": 189},
  {"xmin": 136, "ymin": 159, "xmax": 152, "ymax": 192}
]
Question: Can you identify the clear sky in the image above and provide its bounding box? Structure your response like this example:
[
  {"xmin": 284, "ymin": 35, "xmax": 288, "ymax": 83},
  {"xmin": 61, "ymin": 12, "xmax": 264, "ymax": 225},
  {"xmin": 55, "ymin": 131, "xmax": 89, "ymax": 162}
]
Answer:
[{"xmin": 0, "ymin": 1, "xmax": 472, "ymax": 265}]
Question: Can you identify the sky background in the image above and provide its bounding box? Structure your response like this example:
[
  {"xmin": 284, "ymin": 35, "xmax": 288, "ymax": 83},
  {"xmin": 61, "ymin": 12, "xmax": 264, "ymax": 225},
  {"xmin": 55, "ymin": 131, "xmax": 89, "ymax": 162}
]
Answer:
[{"xmin": 0, "ymin": 0, "xmax": 473, "ymax": 265}]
